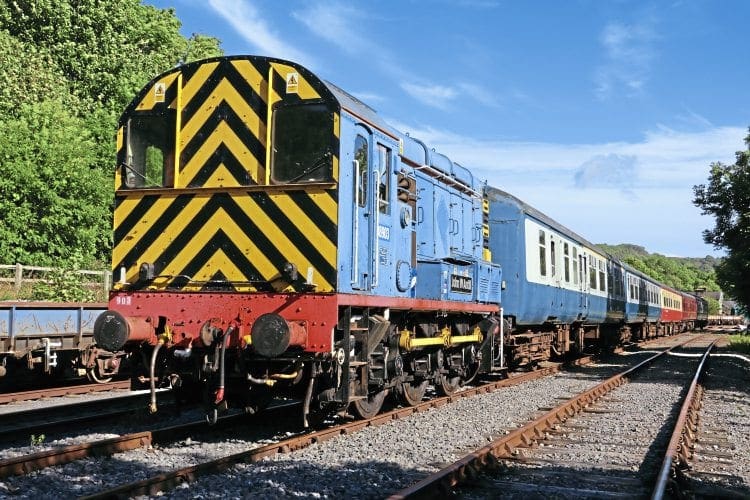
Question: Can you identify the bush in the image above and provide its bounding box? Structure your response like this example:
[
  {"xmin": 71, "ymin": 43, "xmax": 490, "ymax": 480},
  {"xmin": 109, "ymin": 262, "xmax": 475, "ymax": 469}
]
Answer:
[{"xmin": 728, "ymin": 334, "xmax": 750, "ymax": 354}]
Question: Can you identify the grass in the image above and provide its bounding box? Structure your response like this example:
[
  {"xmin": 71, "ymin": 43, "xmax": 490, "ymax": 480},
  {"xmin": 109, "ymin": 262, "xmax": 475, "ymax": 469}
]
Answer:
[{"xmin": 728, "ymin": 334, "xmax": 750, "ymax": 354}]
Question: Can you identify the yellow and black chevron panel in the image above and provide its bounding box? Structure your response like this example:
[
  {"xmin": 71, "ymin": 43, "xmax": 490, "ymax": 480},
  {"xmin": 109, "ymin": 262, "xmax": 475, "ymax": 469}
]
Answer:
[
  {"xmin": 113, "ymin": 188, "xmax": 337, "ymax": 292},
  {"xmin": 113, "ymin": 56, "xmax": 343, "ymax": 292},
  {"xmin": 117, "ymin": 56, "xmax": 340, "ymax": 189}
]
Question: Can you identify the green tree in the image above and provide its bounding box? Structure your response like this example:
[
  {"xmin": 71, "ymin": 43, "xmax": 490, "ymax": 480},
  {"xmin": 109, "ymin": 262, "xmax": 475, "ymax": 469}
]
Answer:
[
  {"xmin": 705, "ymin": 297, "xmax": 721, "ymax": 315},
  {"xmin": 0, "ymin": 1, "xmax": 221, "ymax": 116},
  {"xmin": 0, "ymin": 1, "xmax": 222, "ymax": 268},
  {"xmin": 0, "ymin": 99, "xmax": 111, "ymax": 265},
  {"xmin": 0, "ymin": 30, "xmax": 75, "ymax": 117},
  {"xmin": 0, "ymin": 0, "xmax": 222, "ymax": 173},
  {"xmin": 693, "ymin": 129, "xmax": 750, "ymax": 313}
]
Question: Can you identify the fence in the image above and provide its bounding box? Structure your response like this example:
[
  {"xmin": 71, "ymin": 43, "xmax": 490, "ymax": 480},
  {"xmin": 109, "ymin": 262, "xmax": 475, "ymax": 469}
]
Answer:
[{"xmin": 0, "ymin": 263, "xmax": 111, "ymax": 296}]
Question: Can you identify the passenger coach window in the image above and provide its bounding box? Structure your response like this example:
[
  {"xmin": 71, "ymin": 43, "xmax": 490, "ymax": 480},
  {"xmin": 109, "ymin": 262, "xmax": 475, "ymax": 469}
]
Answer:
[
  {"xmin": 598, "ymin": 261, "xmax": 606, "ymax": 291},
  {"xmin": 271, "ymin": 103, "xmax": 333, "ymax": 183},
  {"xmin": 538, "ymin": 230, "xmax": 547, "ymax": 277},
  {"xmin": 563, "ymin": 243, "xmax": 570, "ymax": 283},
  {"xmin": 572, "ymin": 248, "xmax": 579, "ymax": 285},
  {"xmin": 550, "ymin": 241, "xmax": 556, "ymax": 276},
  {"xmin": 124, "ymin": 113, "xmax": 175, "ymax": 188},
  {"xmin": 589, "ymin": 258, "xmax": 597, "ymax": 289}
]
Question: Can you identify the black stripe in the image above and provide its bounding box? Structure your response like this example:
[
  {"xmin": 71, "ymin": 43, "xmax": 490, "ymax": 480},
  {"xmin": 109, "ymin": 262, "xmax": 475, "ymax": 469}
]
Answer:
[
  {"xmin": 186, "ymin": 142, "xmax": 257, "ymax": 188},
  {"xmin": 115, "ymin": 194, "xmax": 195, "ymax": 269},
  {"xmin": 114, "ymin": 195, "xmax": 125, "ymax": 211},
  {"xmin": 181, "ymin": 60, "xmax": 266, "ymax": 129},
  {"xmin": 113, "ymin": 195, "xmax": 160, "ymax": 245},
  {"xmin": 179, "ymin": 63, "xmax": 202, "ymax": 84},
  {"xmin": 252, "ymin": 192, "xmax": 336, "ymax": 284},
  {"xmin": 180, "ymin": 101, "xmax": 266, "ymax": 178},
  {"xmin": 324, "ymin": 188, "xmax": 339, "ymax": 205},
  {"xmin": 287, "ymin": 191, "xmax": 337, "ymax": 245},
  {"xmin": 200, "ymin": 270, "xmax": 236, "ymax": 292},
  {"xmin": 155, "ymin": 193, "xmax": 291, "ymax": 287},
  {"xmin": 164, "ymin": 79, "xmax": 178, "ymax": 108},
  {"xmin": 174, "ymin": 229, "xmax": 263, "ymax": 287}
]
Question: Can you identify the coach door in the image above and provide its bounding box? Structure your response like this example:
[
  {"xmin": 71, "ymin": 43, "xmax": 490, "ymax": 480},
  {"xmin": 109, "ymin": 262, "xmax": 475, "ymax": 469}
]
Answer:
[
  {"xmin": 351, "ymin": 126, "xmax": 376, "ymax": 290},
  {"xmin": 579, "ymin": 252, "xmax": 589, "ymax": 317}
]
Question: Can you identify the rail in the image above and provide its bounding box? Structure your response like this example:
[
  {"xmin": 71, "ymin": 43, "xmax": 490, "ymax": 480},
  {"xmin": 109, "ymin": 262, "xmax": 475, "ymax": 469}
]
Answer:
[{"xmin": 651, "ymin": 340, "xmax": 715, "ymax": 499}]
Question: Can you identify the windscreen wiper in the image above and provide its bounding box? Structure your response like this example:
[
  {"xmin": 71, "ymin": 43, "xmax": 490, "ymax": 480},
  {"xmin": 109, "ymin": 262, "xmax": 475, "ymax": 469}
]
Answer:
[{"xmin": 287, "ymin": 151, "xmax": 332, "ymax": 183}]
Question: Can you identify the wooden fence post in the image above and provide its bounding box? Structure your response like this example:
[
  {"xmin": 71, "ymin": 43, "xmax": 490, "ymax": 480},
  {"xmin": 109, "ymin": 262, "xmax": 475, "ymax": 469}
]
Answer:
[
  {"xmin": 14, "ymin": 263, "xmax": 22, "ymax": 292},
  {"xmin": 103, "ymin": 271, "xmax": 111, "ymax": 296}
]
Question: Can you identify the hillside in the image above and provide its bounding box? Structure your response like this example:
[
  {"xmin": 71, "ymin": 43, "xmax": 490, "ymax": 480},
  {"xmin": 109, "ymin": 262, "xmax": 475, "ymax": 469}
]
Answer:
[{"xmin": 597, "ymin": 244, "xmax": 721, "ymax": 292}]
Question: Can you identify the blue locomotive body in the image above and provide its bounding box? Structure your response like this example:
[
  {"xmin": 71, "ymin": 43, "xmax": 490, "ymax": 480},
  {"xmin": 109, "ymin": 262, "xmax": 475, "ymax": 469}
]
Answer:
[{"xmin": 329, "ymin": 82, "xmax": 502, "ymax": 305}]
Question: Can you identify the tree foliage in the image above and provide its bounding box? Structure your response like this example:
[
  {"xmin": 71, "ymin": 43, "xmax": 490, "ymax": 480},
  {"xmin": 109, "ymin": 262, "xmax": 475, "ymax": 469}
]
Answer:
[
  {"xmin": 0, "ymin": 99, "xmax": 111, "ymax": 265},
  {"xmin": 0, "ymin": 1, "xmax": 222, "ymax": 270},
  {"xmin": 693, "ymin": 129, "xmax": 750, "ymax": 313},
  {"xmin": 0, "ymin": 1, "xmax": 221, "ymax": 116},
  {"xmin": 598, "ymin": 243, "xmax": 720, "ymax": 292}
]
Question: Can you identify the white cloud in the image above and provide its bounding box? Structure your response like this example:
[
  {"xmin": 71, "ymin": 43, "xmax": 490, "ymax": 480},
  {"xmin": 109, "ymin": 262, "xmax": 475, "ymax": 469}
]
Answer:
[
  {"xmin": 595, "ymin": 18, "xmax": 658, "ymax": 99},
  {"xmin": 401, "ymin": 82, "xmax": 458, "ymax": 110},
  {"xmin": 292, "ymin": 3, "xmax": 368, "ymax": 55},
  {"xmin": 458, "ymin": 82, "xmax": 502, "ymax": 108},
  {"xmin": 293, "ymin": 2, "xmax": 501, "ymax": 111},
  {"xmin": 574, "ymin": 154, "xmax": 637, "ymax": 191},
  {"xmin": 207, "ymin": 0, "xmax": 314, "ymax": 66}
]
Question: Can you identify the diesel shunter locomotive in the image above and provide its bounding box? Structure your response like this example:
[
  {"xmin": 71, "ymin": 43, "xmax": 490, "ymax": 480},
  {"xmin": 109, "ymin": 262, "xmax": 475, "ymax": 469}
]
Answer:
[
  {"xmin": 93, "ymin": 56, "xmax": 503, "ymax": 424},
  {"xmin": 93, "ymin": 55, "xmax": 708, "ymax": 424}
]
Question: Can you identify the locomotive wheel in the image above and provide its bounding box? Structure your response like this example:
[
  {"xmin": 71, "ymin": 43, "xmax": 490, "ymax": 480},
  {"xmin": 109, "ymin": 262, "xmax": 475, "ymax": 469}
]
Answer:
[
  {"xmin": 351, "ymin": 389, "xmax": 387, "ymax": 419},
  {"xmin": 436, "ymin": 373, "xmax": 461, "ymax": 396},
  {"xmin": 399, "ymin": 380, "xmax": 428, "ymax": 406}
]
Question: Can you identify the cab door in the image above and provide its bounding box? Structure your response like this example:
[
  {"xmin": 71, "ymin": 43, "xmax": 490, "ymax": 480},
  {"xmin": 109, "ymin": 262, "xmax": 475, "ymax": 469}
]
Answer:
[{"xmin": 351, "ymin": 125, "xmax": 375, "ymax": 290}]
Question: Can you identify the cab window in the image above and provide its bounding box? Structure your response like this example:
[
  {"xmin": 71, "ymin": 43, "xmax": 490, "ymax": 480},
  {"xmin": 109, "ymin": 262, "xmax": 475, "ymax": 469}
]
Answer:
[
  {"xmin": 123, "ymin": 113, "xmax": 175, "ymax": 188},
  {"xmin": 354, "ymin": 135, "xmax": 368, "ymax": 208},
  {"xmin": 377, "ymin": 144, "xmax": 391, "ymax": 214},
  {"xmin": 271, "ymin": 103, "xmax": 333, "ymax": 183}
]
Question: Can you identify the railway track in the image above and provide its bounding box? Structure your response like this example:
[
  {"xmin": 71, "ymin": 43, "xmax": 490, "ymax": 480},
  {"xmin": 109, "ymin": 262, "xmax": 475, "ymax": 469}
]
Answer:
[
  {"xmin": 0, "ymin": 387, "xmax": 169, "ymax": 442},
  {"xmin": 0, "ymin": 380, "xmax": 130, "ymax": 405},
  {"xmin": 0, "ymin": 334, "xmax": 720, "ymax": 498},
  {"xmin": 390, "ymin": 336, "xmax": 722, "ymax": 498},
  {"xmin": 6, "ymin": 367, "xmax": 560, "ymax": 499}
]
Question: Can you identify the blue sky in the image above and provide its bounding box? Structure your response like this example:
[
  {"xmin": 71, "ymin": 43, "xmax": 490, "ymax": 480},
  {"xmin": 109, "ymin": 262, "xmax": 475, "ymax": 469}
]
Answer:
[{"xmin": 146, "ymin": 0, "xmax": 749, "ymax": 257}]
